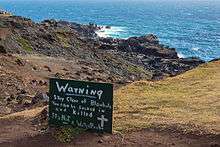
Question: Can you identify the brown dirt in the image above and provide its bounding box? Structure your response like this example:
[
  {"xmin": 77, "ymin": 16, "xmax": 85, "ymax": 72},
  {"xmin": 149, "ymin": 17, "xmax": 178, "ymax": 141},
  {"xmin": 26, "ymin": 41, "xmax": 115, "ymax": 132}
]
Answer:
[
  {"xmin": 0, "ymin": 54, "xmax": 121, "ymax": 116},
  {"xmin": 0, "ymin": 107, "xmax": 219, "ymax": 147},
  {"xmin": 0, "ymin": 28, "xmax": 11, "ymax": 40},
  {"xmin": 0, "ymin": 54, "xmax": 219, "ymax": 147},
  {"xmin": 0, "ymin": 121, "xmax": 219, "ymax": 147}
]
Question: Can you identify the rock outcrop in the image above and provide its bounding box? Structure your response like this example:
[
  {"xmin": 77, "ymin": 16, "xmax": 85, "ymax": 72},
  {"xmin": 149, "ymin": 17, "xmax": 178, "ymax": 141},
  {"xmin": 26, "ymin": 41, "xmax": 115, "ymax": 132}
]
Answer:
[{"xmin": 0, "ymin": 15, "xmax": 204, "ymax": 82}]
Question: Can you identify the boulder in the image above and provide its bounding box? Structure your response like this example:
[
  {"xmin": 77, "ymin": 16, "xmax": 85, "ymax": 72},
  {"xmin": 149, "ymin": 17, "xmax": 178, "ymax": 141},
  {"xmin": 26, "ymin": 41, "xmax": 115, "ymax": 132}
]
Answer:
[
  {"xmin": 128, "ymin": 34, "xmax": 159, "ymax": 44},
  {"xmin": 105, "ymin": 26, "xmax": 111, "ymax": 29}
]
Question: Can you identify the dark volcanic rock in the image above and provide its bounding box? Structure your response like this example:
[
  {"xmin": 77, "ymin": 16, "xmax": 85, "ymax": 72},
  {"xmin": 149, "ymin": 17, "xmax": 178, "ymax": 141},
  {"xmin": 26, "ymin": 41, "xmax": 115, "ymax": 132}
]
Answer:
[
  {"xmin": 98, "ymin": 34, "xmax": 178, "ymax": 59},
  {"xmin": 105, "ymin": 26, "xmax": 111, "ymax": 29},
  {"xmin": 180, "ymin": 57, "xmax": 205, "ymax": 66},
  {"xmin": 0, "ymin": 15, "xmax": 205, "ymax": 81}
]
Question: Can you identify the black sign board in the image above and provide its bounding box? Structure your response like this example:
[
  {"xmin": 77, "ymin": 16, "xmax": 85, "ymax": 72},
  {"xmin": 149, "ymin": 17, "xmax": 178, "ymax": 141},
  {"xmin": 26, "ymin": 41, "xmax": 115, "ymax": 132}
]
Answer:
[{"xmin": 49, "ymin": 78, "xmax": 113, "ymax": 133}]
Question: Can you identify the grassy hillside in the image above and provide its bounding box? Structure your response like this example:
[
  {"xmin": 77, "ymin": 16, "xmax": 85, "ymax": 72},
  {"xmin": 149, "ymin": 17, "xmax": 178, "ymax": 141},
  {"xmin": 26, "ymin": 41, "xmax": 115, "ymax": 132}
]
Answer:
[
  {"xmin": 114, "ymin": 60, "xmax": 220, "ymax": 135},
  {"xmin": 0, "ymin": 60, "xmax": 219, "ymax": 145}
]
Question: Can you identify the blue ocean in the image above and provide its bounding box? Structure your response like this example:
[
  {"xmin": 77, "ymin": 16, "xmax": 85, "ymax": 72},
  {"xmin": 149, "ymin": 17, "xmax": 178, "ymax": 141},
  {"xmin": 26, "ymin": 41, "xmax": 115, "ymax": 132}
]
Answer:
[{"xmin": 1, "ymin": 0, "xmax": 220, "ymax": 61}]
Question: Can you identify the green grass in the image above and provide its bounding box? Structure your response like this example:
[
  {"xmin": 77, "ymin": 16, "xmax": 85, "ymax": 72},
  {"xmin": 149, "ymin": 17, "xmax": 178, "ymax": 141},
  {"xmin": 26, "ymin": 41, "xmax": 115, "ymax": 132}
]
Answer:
[
  {"xmin": 16, "ymin": 37, "xmax": 33, "ymax": 52},
  {"xmin": 56, "ymin": 32, "xmax": 70, "ymax": 48},
  {"xmin": 127, "ymin": 65, "xmax": 152, "ymax": 78},
  {"xmin": 127, "ymin": 65, "xmax": 146, "ymax": 73},
  {"xmin": 114, "ymin": 61, "xmax": 220, "ymax": 135},
  {"xmin": 52, "ymin": 126, "xmax": 85, "ymax": 143}
]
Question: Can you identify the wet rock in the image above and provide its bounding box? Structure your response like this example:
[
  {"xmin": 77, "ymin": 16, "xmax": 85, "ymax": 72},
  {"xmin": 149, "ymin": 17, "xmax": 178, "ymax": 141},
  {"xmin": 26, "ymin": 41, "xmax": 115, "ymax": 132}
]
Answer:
[
  {"xmin": 141, "ymin": 34, "xmax": 159, "ymax": 44},
  {"xmin": 105, "ymin": 26, "xmax": 111, "ymax": 29}
]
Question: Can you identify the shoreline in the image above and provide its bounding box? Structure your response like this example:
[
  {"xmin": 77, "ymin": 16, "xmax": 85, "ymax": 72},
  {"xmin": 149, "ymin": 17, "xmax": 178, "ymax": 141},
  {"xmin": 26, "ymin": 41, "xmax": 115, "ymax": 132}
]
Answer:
[
  {"xmin": 0, "ymin": 14, "xmax": 211, "ymax": 62},
  {"xmin": 0, "ymin": 10, "xmax": 217, "ymax": 61},
  {"xmin": 95, "ymin": 25, "xmax": 188, "ymax": 59}
]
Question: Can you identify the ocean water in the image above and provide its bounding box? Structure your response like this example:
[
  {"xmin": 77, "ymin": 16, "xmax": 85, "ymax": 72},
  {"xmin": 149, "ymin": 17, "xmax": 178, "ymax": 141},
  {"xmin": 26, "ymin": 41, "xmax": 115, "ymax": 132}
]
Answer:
[{"xmin": 1, "ymin": 0, "xmax": 220, "ymax": 61}]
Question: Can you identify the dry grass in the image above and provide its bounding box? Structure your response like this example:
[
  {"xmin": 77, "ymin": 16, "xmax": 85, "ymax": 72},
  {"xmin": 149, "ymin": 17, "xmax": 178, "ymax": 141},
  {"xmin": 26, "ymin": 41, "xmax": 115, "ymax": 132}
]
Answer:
[{"xmin": 114, "ymin": 61, "xmax": 220, "ymax": 135}]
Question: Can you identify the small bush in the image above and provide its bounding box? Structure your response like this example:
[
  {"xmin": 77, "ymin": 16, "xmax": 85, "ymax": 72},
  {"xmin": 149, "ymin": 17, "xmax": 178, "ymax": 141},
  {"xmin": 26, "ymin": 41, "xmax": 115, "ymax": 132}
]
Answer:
[
  {"xmin": 16, "ymin": 37, "xmax": 33, "ymax": 52},
  {"xmin": 53, "ymin": 126, "xmax": 85, "ymax": 143},
  {"xmin": 56, "ymin": 32, "xmax": 70, "ymax": 48}
]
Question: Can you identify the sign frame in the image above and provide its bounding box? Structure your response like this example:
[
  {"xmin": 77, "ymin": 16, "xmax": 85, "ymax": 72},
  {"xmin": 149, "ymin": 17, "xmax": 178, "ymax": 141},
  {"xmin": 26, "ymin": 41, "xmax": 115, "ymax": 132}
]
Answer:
[{"xmin": 49, "ymin": 78, "xmax": 113, "ymax": 133}]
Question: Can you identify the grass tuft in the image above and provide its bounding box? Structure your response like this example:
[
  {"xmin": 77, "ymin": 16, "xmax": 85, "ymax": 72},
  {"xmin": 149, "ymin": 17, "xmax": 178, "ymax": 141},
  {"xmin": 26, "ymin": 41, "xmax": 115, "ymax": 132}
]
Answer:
[
  {"xmin": 53, "ymin": 126, "xmax": 85, "ymax": 143},
  {"xmin": 56, "ymin": 32, "xmax": 70, "ymax": 48},
  {"xmin": 16, "ymin": 37, "xmax": 33, "ymax": 52}
]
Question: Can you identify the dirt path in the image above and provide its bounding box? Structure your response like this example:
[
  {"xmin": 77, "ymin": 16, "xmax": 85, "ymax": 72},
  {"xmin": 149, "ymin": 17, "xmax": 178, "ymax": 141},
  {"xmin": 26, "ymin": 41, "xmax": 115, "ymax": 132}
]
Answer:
[
  {"xmin": 0, "ymin": 117, "xmax": 219, "ymax": 147},
  {"xmin": 0, "ymin": 130, "xmax": 219, "ymax": 147}
]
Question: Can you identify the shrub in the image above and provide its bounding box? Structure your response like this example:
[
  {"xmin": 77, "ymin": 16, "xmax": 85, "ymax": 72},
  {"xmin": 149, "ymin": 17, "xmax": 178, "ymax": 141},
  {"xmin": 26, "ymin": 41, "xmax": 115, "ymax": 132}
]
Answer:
[{"xmin": 16, "ymin": 37, "xmax": 33, "ymax": 52}]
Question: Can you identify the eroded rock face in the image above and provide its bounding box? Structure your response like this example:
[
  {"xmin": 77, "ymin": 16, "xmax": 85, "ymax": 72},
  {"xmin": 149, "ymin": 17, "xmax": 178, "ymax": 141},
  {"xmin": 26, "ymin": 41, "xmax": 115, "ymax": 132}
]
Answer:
[{"xmin": 98, "ymin": 34, "xmax": 178, "ymax": 59}]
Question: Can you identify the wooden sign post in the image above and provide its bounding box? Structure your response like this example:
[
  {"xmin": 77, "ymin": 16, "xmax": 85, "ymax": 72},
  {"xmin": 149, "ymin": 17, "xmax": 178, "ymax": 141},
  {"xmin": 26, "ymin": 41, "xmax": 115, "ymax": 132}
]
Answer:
[{"xmin": 49, "ymin": 78, "xmax": 113, "ymax": 133}]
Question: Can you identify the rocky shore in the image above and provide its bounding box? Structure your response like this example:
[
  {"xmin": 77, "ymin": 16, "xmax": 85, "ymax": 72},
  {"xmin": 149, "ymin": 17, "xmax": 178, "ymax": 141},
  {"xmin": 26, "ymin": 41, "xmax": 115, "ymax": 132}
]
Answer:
[{"xmin": 0, "ymin": 16, "xmax": 204, "ymax": 80}]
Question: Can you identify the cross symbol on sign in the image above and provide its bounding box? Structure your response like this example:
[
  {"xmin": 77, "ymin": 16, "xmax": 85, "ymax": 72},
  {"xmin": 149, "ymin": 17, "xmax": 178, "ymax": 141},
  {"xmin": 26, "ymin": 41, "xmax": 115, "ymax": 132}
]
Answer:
[{"xmin": 97, "ymin": 115, "xmax": 108, "ymax": 128}]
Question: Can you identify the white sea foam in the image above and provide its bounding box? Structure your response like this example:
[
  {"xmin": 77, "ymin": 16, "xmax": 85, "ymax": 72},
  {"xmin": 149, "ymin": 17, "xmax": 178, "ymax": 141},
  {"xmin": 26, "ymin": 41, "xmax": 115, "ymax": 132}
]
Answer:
[
  {"xmin": 95, "ymin": 26, "xmax": 126, "ymax": 38},
  {"xmin": 95, "ymin": 29, "xmax": 109, "ymax": 38},
  {"xmin": 177, "ymin": 52, "xmax": 185, "ymax": 58},
  {"xmin": 191, "ymin": 47, "xmax": 200, "ymax": 51}
]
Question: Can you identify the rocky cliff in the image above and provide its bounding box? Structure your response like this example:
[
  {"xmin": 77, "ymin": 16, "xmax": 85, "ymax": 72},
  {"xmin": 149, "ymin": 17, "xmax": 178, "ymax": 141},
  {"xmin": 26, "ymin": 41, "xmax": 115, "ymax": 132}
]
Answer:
[{"xmin": 0, "ymin": 16, "xmax": 204, "ymax": 83}]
